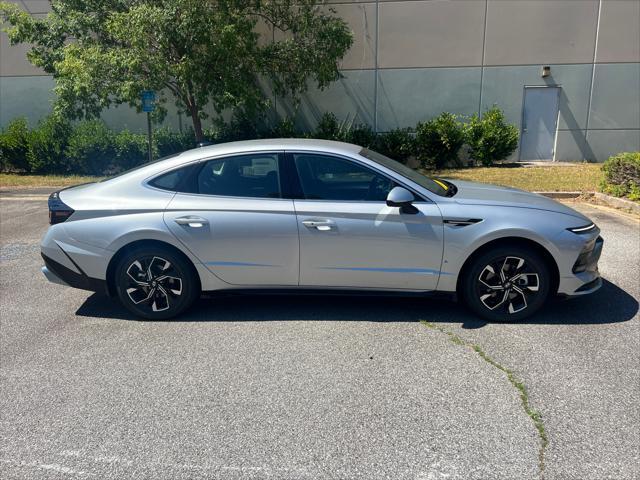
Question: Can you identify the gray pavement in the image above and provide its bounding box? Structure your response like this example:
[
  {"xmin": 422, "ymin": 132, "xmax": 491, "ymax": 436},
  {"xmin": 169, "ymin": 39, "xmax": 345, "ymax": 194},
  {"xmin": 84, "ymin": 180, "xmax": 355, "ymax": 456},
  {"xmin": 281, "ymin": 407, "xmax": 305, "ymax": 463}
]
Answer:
[{"xmin": 0, "ymin": 194, "xmax": 638, "ymax": 479}]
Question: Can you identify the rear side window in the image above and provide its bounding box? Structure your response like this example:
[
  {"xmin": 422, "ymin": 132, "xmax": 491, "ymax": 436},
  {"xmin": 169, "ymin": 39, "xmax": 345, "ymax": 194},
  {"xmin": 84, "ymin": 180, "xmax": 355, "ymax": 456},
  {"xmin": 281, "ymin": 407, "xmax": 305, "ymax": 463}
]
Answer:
[
  {"xmin": 149, "ymin": 167, "xmax": 191, "ymax": 191},
  {"xmin": 196, "ymin": 154, "xmax": 282, "ymax": 198}
]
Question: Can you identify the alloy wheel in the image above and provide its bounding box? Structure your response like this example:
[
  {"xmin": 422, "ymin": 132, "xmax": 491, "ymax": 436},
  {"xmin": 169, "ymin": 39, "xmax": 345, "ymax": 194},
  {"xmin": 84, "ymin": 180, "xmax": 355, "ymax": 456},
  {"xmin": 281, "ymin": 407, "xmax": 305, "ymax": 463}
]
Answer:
[
  {"xmin": 476, "ymin": 256, "xmax": 541, "ymax": 314},
  {"xmin": 124, "ymin": 256, "xmax": 183, "ymax": 313}
]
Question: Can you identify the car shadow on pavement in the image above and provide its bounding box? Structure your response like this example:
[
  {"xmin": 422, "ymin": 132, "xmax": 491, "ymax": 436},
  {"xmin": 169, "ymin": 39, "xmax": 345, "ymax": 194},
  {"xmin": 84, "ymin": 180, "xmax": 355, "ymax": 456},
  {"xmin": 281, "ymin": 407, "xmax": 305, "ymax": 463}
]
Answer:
[{"xmin": 76, "ymin": 279, "xmax": 637, "ymax": 328}]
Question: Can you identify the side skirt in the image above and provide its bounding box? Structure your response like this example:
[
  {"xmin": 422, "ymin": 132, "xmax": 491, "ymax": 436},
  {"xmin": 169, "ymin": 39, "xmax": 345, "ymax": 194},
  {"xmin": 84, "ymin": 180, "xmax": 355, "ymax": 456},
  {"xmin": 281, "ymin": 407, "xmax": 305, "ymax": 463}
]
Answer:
[{"xmin": 202, "ymin": 288, "xmax": 457, "ymax": 301}]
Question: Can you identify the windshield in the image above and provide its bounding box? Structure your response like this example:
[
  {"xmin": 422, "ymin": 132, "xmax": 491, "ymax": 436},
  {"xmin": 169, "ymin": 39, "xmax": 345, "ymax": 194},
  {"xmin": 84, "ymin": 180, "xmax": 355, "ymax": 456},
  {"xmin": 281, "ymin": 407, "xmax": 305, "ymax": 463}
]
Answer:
[{"xmin": 359, "ymin": 148, "xmax": 452, "ymax": 197}]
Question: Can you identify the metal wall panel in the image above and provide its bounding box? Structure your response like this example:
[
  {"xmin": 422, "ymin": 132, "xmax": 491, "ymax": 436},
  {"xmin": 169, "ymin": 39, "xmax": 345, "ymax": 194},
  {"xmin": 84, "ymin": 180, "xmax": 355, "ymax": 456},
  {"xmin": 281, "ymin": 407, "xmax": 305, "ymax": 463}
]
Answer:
[
  {"xmin": 0, "ymin": 75, "xmax": 55, "ymax": 126},
  {"xmin": 586, "ymin": 130, "xmax": 640, "ymax": 160},
  {"xmin": 484, "ymin": 0, "xmax": 599, "ymax": 66},
  {"xmin": 376, "ymin": 67, "xmax": 481, "ymax": 131},
  {"xmin": 329, "ymin": 2, "xmax": 376, "ymax": 70},
  {"xmin": 277, "ymin": 69, "xmax": 376, "ymax": 131},
  {"xmin": 377, "ymin": 0, "xmax": 485, "ymax": 68},
  {"xmin": 554, "ymin": 130, "xmax": 592, "ymax": 162},
  {"xmin": 589, "ymin": 63, "xmax": 640, "ymax": 130},
  {"xmin": 596, "ymin": 0, "xmax": 640, "ymax": 63}
]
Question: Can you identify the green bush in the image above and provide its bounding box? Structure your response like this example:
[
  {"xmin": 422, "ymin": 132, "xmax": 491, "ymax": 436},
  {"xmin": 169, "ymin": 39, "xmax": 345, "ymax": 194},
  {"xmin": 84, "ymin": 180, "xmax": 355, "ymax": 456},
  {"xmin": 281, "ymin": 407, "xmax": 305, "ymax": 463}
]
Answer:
[
  {"xmin": 600, "ymin": 152, "xmax": 640, "ymax": 201},
  {"xmin": 266, "ymin": 118, "xmax": 299, "ymax": 138},
  {"xmin": 1, "ymin": 106, "xmax": 520, "ymax": 175},
  {"xmin": 415, "ymin": 113, "xmax": 465, "ymax": 169},
  {"xmin": 209, "ymin": 111, "xmax": 267, "ymax": 143},
  {"xmin": 65, "ymin": 120, "xmax": 116, "ymax": 175},
  {"xmin": 309, "ymin": 113, "xmax": 377, "ymax": 147},
  {"xmin": 154, "ymin": 127, "xmax": 194, "ymax": 157},
  {"xmin": 345, "ymin": 123, "xmax": 376, "ymax": 148},
  {"xmin": 313, "ymin": 112, "xmax": 357, "ymax": 141},
  {"xmin": 374, "ymin": 128, "xmax": 415, "ymax": 164},
  {"xmin": 0, "ymin": 117, "xmax": 31, "ymax": 172},
  {"xmin": 313, "ymin": 112, "xmax": 341, "ymax": 140},
  {"xmin": 465, "ymin": 107, "xmax": 519, "ymax": 166},
  {"xmin": 113, "ymin": 130, "xmax": 149, "ymax": 172},
  {"xmin": 27, "ymin": 115, "xmax": 73, "ymax": 174}
]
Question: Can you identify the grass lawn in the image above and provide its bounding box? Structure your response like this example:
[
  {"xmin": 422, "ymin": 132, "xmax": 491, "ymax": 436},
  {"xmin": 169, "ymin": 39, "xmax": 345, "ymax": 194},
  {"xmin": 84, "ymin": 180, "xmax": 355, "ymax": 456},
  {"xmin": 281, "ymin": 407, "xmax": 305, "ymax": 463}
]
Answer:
[
  {"xmin": 433, "ymin": 163, "xmax": 603, "ymax": 192},
  {"xmin": 0, "ymin": 173, "xmax": 102, "ymax": 188}
]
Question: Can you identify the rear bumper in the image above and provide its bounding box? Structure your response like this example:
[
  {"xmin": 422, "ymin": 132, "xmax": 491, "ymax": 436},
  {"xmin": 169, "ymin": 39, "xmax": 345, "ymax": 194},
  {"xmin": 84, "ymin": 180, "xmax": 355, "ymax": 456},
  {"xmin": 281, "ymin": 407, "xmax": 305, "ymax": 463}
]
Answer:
[
  {"xmin": 41, "ymin": 266, "xmax": 69, "ymax": 287},
  {"xmin": 41, "ymin": 253, "xmax": 107, "ymax": 294}
]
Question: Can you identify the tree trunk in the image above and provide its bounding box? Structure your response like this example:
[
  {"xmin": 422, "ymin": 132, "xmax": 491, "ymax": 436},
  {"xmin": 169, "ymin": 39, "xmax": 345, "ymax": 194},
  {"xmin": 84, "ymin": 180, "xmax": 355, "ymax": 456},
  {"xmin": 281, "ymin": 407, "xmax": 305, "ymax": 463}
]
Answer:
[{"xmin": 189, "ymin": 105, "xmax": 204, "ymax": 143}]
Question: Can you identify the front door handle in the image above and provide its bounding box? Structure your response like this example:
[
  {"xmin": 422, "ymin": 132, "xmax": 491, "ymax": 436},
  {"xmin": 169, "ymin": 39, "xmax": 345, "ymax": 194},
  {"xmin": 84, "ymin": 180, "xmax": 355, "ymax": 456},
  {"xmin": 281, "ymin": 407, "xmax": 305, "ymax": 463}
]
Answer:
[
  {"xmin": 302, "ymin": 219, "xmax": 335, "ymax": 231},
  {"xmin": 174, "ymin": 216, "xmax": 209, "ymax": 228}
]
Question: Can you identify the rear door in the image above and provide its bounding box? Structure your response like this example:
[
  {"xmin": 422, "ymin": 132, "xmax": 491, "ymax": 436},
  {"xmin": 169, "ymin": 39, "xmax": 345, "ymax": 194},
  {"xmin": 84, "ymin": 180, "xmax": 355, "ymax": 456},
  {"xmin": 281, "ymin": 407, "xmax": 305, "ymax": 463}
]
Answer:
[
  {"xmin": 164, "ymin": 152, "xmax": 299, "ymax": 286},
  {"xmin": 290, "ymin": 152, "xmax": 444, "ymax": 290}
]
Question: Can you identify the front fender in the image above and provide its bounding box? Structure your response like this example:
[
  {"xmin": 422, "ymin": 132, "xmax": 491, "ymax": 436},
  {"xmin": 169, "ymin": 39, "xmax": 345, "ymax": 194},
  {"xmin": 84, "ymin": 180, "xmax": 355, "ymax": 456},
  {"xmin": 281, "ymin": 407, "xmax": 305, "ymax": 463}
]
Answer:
[{"xmin": 436, "ymin": 205, "xmax": 576, "ymax": 292}]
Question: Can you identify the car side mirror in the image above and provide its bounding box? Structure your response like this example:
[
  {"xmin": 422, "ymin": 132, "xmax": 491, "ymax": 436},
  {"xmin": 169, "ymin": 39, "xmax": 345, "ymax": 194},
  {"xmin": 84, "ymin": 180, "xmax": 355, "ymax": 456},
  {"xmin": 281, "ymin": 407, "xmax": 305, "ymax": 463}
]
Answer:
[{"xmin": 386, "ymin": 186, "xmax": 418, "ymax": 214}]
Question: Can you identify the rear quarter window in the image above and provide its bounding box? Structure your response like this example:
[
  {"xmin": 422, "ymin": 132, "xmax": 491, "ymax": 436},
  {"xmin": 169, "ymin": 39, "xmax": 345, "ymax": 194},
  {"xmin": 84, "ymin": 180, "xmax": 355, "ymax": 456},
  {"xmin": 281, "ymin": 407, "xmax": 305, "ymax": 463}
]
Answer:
[{"xmin": 148, "ymin": 164, "xmax": 196, "ymax": 192}]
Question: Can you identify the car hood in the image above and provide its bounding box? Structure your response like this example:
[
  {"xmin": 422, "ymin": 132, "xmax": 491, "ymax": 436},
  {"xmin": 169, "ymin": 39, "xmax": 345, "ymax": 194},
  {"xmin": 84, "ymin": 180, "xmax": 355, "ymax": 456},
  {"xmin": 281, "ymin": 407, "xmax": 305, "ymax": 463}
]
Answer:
[{"xmin": 446, "ymin": 180, "xmax": 589, "ymax": 221}]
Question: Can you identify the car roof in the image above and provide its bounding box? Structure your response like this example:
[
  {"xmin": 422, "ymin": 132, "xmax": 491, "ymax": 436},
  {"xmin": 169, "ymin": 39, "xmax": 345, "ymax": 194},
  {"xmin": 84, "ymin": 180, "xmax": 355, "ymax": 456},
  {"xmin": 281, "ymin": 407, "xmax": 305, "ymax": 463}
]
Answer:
[
  {"xmin": 179, "ymin": 138, "xmax": 362, "ymax": 161},
  {"xmin": 97, "ymin": 139, "xmax": 364, "ymax": 188}
]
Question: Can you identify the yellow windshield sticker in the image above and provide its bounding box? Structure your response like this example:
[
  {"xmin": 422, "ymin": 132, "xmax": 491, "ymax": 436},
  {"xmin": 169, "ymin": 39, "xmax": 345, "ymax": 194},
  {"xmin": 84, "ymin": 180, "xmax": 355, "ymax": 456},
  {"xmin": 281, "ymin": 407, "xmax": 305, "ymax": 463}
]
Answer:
[{"xmin": 433, "ymin": 179, "xmax": 449, "ymax": 190}]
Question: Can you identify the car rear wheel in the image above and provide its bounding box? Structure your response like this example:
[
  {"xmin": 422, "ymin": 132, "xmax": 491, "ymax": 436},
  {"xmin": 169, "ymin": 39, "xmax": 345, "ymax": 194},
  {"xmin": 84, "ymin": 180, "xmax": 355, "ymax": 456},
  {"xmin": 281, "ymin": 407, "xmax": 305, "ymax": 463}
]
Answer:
[
  {"xmin": 114, "ymin": 245, "xmax": 199, "ymax": 320},
  {"xmin": 461, "ymin": 245, "xmax": 551, "ymax": 322}
]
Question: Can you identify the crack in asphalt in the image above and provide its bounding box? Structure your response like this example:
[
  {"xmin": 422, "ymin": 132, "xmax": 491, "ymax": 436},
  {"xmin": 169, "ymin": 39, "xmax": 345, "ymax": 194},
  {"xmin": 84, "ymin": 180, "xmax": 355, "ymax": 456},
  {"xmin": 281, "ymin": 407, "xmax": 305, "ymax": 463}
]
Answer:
[{"xmin": 420, "ymin": 321, "xmax": 548, "ymax": 480}]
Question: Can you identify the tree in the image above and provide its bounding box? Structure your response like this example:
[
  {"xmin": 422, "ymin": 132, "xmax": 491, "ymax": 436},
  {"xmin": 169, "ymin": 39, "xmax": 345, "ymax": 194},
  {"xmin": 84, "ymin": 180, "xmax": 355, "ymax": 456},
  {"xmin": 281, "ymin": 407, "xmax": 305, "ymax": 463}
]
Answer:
[{"xmin": 0, "ymin": 0, "xmax": 353, "ymax": 142}]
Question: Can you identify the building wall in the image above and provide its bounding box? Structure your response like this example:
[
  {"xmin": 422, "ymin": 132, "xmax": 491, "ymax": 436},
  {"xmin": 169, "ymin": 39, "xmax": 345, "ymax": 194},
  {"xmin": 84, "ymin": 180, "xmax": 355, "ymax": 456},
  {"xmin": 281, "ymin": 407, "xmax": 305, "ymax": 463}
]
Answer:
[{"xmin": 1, "ymin": 0, "xmax": 639, "ymax": 161}]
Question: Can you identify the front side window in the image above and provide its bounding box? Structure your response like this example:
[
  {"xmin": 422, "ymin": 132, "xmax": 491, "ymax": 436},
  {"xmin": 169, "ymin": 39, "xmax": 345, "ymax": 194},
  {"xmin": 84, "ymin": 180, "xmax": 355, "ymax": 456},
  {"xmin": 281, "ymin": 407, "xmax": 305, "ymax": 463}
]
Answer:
[
  {"xmin": 196, "ymin": 154, "xmax": 281, "ymax": 198},
  {"xmin": 360, "ymin": 148, "xmax": 450, "ymax": 197},
  {"xmin": 293, "ymin": 154, "xmax": 395, "ymax": 201}
]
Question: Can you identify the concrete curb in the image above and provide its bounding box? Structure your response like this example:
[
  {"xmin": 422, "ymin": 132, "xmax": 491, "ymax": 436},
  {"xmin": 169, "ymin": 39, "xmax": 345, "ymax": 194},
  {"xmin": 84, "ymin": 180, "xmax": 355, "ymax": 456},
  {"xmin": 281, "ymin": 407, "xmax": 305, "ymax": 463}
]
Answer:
[
  {"xmin": 534, "ymin": 191, "xmax": 582, "ymax": 199},
  {"xmin": 590, "ymin": 192, "xmax": 640, "ymax": 215},
  {"xmin": 536, "ymin": 190, "xmax": 640, "ymax": 215}
]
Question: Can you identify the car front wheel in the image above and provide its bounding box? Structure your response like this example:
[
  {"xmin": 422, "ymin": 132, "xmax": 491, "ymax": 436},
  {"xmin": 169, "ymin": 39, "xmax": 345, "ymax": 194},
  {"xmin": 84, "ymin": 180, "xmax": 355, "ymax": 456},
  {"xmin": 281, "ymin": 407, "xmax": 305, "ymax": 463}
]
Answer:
[
  {"xmin": 461, "ymin": 245, "xmax": 551, "ymax": 322},
  {"xmin": 114, "ymin": 245, "xmax": 199, "ymax": 320}
]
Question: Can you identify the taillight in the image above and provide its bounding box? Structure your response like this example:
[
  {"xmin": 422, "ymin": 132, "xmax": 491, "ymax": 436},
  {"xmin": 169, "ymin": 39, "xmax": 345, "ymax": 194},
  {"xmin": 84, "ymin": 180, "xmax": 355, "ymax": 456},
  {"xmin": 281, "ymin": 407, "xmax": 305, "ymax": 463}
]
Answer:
[{"xmin": 48, "ymin": 191, "xmax": 74, "ymax": 225}]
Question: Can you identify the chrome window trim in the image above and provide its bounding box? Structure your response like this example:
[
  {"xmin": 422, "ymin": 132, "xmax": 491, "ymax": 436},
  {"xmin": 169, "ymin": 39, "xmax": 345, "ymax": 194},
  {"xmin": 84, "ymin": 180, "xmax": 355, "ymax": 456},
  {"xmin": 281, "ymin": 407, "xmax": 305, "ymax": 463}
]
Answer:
[{"xmin": 143, "ymin": 147, "xmax": 436, "ymax": 204}]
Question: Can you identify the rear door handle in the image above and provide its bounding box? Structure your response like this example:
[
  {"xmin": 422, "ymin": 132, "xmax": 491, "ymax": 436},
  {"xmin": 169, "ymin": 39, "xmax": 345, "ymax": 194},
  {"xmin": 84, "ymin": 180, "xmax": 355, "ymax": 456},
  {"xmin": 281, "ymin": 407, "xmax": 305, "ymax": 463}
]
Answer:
[
  {"xmin": 174, "ymin": 216, "xmax": 209, "ymax": 227},
  {"xmin": 302, "ymin": 219, "xmax": 335, "ymax": 231}
]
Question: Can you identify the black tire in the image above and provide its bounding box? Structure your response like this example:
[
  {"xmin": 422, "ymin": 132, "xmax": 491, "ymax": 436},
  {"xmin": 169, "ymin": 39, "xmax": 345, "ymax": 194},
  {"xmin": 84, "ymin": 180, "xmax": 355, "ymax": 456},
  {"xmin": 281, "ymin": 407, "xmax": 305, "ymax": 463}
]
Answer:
[
  {"xmin": 460, "ymin": 245, "xmax": 551, "ymax": 322},
  {"xmin": 114, "ymin": 244, "xmax": 199, "ymax": 320}
]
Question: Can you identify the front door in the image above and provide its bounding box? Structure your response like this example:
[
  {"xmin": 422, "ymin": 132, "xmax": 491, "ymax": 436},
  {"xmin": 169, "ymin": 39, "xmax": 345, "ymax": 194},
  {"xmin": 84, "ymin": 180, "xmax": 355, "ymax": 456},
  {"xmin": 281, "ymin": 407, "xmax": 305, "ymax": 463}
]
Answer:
[
  {"xmin": 164, "ymin": 152, "xmax": 299, "ymax": 286},
  {"xmin": 291, "ymin": 153, "xmax": 444, "ymax": 290},
  {"xmin": 520, "ymin": 86, "xmax": 561, "ymax": 161}
]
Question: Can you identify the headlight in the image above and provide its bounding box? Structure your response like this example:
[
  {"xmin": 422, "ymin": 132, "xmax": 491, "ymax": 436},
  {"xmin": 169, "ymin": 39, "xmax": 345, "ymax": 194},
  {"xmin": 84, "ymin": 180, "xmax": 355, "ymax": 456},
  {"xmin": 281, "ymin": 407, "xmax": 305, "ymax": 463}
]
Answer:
[{"xmin": 567, "ymin": 223, "xmax": 596, "ymax": 234}]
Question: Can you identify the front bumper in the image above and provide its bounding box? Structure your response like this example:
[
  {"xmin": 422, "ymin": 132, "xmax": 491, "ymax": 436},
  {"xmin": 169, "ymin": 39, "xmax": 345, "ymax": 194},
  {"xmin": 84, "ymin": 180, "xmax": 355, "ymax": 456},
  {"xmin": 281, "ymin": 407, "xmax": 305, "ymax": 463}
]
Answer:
[
  {"xmin": 572, "ymin": 236, "xmax": 604, "ymax": 275},
  {"xmin": 559, "ymin": 236, "xmax": 604, "ymax": 296}
]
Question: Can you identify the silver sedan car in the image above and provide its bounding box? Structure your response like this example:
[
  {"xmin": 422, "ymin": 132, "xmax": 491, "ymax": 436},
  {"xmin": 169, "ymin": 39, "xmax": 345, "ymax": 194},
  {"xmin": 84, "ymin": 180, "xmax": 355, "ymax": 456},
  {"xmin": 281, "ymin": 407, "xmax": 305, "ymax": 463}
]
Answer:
[{"xmin": 41, "ymin": 139, "xmax": 603, "ymax": 321}]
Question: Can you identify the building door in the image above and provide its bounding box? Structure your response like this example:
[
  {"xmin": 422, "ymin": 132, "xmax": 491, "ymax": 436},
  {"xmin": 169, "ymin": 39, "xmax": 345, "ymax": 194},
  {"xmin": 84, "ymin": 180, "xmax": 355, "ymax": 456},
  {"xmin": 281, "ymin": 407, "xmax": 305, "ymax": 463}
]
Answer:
[{"xmin": 520, "ymin": 86, "xmax": 560, "ymax": 161}]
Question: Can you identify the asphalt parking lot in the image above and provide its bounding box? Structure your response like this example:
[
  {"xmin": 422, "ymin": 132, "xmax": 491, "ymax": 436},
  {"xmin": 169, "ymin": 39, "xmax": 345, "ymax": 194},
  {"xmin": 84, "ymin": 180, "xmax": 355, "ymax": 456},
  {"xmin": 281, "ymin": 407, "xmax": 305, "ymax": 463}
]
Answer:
[{"xmin": 1, "ymin": 191, "xmax": 638, "ymax": 480}]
